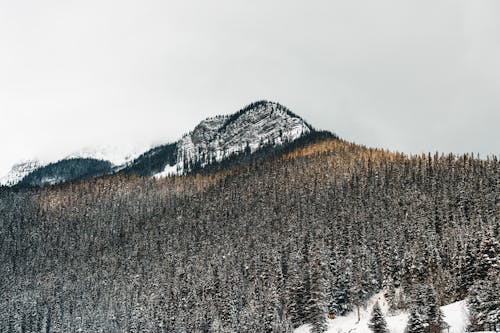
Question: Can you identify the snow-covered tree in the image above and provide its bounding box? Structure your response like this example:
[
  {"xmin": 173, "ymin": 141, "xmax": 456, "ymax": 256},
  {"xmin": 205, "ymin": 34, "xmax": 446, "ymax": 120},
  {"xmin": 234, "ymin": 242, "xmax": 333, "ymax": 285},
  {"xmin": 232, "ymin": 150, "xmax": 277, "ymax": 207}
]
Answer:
[
  {"xmin": 477, "ymin": 234, "xmax": 500, "ymax": 280},
  {"xmin": 406, "ymin": 310, "xmax": 425, "ymax": 333},
  {"xmin": 368, "ymin": 301, "xmax": 387, "ymax": 333},
  {"xmin": 307, "ymin": 257, "xmax": 327, "ymax": 333},
  {"xmin": 467, "ymin": 272, "xmax": 500, "ymax": 331}
]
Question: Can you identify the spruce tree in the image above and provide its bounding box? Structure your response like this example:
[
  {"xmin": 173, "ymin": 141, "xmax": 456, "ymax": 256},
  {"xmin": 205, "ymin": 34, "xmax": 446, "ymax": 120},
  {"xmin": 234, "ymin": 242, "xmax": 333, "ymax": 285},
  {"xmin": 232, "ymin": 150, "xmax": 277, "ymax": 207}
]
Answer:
[
  {"xmin": 406, "ymin": 310, "xmax": 425, "ymax": 333},
  {"xmin": 307, "ymin": 259, "xmax": 327, "ymax": 333},
  {"xmin": 467, "ymin": 272, "xmax": 500, "ymax": 331},
  {"xmin": 422, "ymin": 285, "xmax": 448, "ymax": 332},
  {"xmin": 477, "ymin": 235, "xmax": 500, "ymax": 280},
  {"xmin": 331, "ymin": 269, "xmax": 353, "ymax": 315},
  {"xmin": 368, "ymin": 301, "xmax": 387, "ymax": 333}
]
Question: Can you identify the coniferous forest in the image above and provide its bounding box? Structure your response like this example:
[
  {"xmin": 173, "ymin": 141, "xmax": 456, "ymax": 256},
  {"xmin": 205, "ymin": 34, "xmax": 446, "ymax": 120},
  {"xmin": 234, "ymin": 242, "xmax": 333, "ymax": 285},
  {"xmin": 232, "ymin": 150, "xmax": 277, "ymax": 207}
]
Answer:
[{"xmin": 0, "ymin": 139, "xmax": 499, "ymax": 332}]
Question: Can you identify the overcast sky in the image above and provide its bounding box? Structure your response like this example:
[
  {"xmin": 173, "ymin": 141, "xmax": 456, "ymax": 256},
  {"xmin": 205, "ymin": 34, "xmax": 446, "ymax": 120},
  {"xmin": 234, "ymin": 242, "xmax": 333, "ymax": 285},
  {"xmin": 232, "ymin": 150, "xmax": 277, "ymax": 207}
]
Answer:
[{"xmin": 1, "ymin": 0, "xmax": 499, "ymax": 175}]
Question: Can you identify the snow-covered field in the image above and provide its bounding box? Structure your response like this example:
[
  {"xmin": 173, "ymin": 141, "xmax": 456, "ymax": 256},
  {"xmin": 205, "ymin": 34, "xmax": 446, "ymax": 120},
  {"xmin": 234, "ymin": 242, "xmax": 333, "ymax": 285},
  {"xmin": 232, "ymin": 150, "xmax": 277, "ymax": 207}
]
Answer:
[{"xmin": 295, "ymin": 293, "xmax": 468, "ymax": 333}]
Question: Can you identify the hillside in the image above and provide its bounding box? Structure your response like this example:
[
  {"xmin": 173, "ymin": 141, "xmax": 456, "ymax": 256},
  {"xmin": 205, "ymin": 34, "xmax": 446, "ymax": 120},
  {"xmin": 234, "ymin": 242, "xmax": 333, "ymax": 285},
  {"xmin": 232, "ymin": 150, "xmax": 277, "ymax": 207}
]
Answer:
[
  {"xmin": 296, "ymin": 292, "xmax": 468, "ymax": 333},
  {"xmin": 0, "ymin": 136, "xmax": 498, "ymax": 332}
]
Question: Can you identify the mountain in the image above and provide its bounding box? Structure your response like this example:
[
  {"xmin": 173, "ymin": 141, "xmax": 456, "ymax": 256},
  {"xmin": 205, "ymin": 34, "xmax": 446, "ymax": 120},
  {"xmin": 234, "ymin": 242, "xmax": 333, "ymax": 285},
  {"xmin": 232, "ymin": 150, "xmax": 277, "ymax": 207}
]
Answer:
[
  {"xmin": 16, "ymin": 158, "xmax": 113, "ymax": 187},
  {"xmin": 0, "ymin": 159, "xmax": 43, "ymax": 186},
  {"xmin": 123, "ymin": 100, "xmax": 315, "ymax": 177},
  {"xmin": 3, "ymin": 100, "xmax": 326, "ymax": 187},
  {"xmin": 1, "ymin": 133, "xmax": 497, "ymax": 332},
  {"xmin": 64, "ymin": 144, "xmax": 148, "ymax": 166},
  {"xmin": 0, "ymin": 145, "xmax": 148, "ymax": 187}
]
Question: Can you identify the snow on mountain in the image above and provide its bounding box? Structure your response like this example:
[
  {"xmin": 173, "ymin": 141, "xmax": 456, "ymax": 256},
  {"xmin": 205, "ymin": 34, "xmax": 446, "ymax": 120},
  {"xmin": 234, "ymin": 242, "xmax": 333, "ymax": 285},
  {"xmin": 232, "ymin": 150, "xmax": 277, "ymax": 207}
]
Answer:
[
  {"xmin": 295, "ymin": 292, "xmax": 468, "ymax": 333},
  {"xmin": 155, "ymin": 100, "xmax": 312, "ymax": 177},
  {"xmin": 65, "ymin": 144, "xmax": 149, "ymax": 167},
  {"xmin": 0, "ymin": 159, "xmax": 45, "ymax": 186},
  {"xmin": 1, "ymin": 144, "xmax": 150, "ymax": 186},
  {"xmin": 1, "ymin": 100, "xmax": 316, "ymax": 185}
]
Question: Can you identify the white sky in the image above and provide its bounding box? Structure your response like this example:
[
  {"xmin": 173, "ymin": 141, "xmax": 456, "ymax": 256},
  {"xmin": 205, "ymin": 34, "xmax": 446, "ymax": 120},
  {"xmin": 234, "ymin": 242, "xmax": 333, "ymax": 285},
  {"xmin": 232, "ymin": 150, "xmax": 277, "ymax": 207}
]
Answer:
[{"xmin": 1, "ymin": 0, "xmax": 499, "ymax": 176}]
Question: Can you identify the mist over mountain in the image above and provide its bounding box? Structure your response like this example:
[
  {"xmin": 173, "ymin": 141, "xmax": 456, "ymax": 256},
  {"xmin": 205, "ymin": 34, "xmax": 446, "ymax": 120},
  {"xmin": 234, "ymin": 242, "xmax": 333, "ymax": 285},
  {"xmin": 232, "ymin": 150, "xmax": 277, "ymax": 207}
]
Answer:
[
  {"xmin": 1, "ymin": 101, "xmax": 329, "ymax": 187},
  {"xmin": 2, "ymin": 1, "xmax": 499, "ymax": 331}
]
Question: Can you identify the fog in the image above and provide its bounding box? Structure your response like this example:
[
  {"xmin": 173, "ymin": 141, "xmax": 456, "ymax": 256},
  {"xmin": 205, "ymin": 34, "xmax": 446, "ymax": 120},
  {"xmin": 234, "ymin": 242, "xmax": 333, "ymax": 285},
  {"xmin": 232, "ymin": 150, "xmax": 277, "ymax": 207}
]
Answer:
[{"xmin": 1, "ymin": 0, "xmax": 499, "ymax": 175}]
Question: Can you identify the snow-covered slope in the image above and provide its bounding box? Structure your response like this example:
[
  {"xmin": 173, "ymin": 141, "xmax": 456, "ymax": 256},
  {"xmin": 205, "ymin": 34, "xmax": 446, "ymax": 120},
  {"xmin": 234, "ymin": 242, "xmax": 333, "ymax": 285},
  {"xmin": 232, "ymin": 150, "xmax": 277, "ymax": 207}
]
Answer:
[
  {"xmin": 295, "ymin": 293, "xmax": 468, "ymax": 333},
  {"xmin": 0, "ymin": 159, "xmax": 45, "ymax": 186},
  {"xmin": 155, "ymin": 100, "xmax": 312, "ymax": 177},
  {"xmin": 65, "ymin": 144, "xmax": 149, "ymax": 167},
  {"xmin": 1, "ymin": 146, "xmax": 147, "ymax": 186}
]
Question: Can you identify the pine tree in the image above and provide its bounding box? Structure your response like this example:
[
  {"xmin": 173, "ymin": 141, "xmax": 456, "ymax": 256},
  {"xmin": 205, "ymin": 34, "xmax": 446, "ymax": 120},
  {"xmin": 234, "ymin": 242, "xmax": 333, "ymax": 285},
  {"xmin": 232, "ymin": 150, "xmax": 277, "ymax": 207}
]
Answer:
[
  {"xmin": 287, "ymin": 251, "xmax": 308, "ymax": 329},
  {"xmin": 307, "ymin": 258, "xmax": 327, "ymax": 333},
  {"xmin": 458, "ymin": 243, "xmax": 478, "ymax": 298},
  {"xmin": 421, "ymin": 285, "xmax": 448, "ymax": 332},
  {"xmin": 368, "ymin": 302, "xmax": 387, "ymax": 333},
  {"xmin": 406, "ymin": 310, "xmax": 425, "ymax": 333},
  {"xmin": 476, "ymin": 235, "xmax": 500, "ymax": 280},
  {"xmin": 467, "ymin": 272, "xmax": 500, "ymax": 331},
  {"xmin": 331, "ymin": 268, "xmax": 353, "ymax": 315}
]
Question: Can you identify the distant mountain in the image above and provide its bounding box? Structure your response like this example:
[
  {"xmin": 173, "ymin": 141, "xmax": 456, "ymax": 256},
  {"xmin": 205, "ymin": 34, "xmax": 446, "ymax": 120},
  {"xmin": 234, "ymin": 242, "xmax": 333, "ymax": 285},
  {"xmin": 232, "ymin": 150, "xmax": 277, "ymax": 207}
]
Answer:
[
  {"xmin": 17, "ymin": 158, "xmax": 113, "ymax": 187},
  {"xmin": 2, "ymin": 101, "xmax": 335, "ymax": 187},
  {"xmin": 0, "ymin": 145, "xmax": 148, "ymax": 187},
  {"xmin": 64, "ymin": 145, "xmax": 147, "ymax": 166},
  {"xmin": 0, "ymin": 160, "xmax": 43, "ymax": 187}
]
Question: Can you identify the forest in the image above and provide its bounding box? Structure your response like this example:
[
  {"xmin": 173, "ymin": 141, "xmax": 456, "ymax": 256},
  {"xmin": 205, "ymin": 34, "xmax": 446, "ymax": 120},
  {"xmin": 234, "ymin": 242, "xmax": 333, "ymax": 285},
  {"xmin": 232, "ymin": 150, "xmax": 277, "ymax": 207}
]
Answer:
[{"xmin": 0, "ymin": 138, "xmax": 499, "ymax": 332}]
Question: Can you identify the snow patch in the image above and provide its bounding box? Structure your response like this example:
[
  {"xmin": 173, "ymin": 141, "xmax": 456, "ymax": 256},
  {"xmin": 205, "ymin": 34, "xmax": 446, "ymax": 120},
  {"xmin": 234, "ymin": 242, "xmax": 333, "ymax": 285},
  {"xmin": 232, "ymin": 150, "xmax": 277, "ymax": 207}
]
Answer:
[
  {"xmin": 154, "ymin": 163, "xmax": 182, "ymax": 178},
  {"xmin": 295, "ymin": 293, "xmax": 468, "ymax": 333}
]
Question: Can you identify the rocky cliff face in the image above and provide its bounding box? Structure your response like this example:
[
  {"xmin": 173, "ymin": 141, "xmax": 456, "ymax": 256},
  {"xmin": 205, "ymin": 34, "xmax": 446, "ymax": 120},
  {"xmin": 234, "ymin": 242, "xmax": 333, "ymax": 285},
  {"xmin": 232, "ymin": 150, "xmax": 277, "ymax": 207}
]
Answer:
[{"xmin": 156, "ymin": 101, "xmax": 312, "ymax": 176}]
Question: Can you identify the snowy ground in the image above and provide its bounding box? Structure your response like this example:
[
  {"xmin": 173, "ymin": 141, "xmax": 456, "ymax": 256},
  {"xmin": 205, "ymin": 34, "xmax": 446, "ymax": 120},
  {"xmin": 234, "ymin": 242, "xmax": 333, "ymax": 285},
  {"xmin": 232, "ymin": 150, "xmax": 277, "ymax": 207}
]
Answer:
[{"xmin": 295, "ymin": 292, "xmax": 468, "ymax": 333}]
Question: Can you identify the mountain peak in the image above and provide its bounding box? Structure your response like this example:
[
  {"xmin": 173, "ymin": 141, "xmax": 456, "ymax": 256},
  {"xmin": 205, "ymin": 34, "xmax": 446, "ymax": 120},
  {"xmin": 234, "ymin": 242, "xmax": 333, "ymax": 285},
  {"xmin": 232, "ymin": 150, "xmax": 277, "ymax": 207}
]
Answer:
[
  {"xmin": 219, "ymin": 100, "xmax": 311, "ymax": 133},
  {"xmin": 0, "ymin": 159, "xmax": 43, "ymax": 186},
  {"xmin": 3, "ymin": 101, "xmax": 321, "ymax": 186},
  {"xmin": 157, "ymin": 101, "xmax": 312, "ymax": 176}
]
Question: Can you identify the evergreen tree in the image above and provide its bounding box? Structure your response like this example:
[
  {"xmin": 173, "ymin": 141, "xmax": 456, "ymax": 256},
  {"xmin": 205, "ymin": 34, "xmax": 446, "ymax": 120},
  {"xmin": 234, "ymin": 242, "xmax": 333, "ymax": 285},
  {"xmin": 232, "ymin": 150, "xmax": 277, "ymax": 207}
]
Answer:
[
  {"xmin": 458, "ymin": 243, "xmax": 478, "ymax": 298},
  {"xmin": 0, "ymin": 137, "xmax": 498, "ymax": 331},
  {"xmin": 421, "ymin": 285, "xmax": 448, "ymax": 332},
  {"xmin": 406, "ymin": 310, "xmax": 425, "ymax": 333},
  {"xmin": 307, "ymin": 258, "xmax": 327, "ymax": 333},
  {"xmin": 467, "ymin": 272, "xmax": 500, "ymax": 331},
  {"xmin": 368, "ymin": 302, "xmax": 387, "ymax": 333},
  {"xmin": 331, "ymin": 267, "xmax": 353, "ymax": 315},
  {"xmin": 476, "ymin": 235, "xmax": 500, "ymax": 280}
]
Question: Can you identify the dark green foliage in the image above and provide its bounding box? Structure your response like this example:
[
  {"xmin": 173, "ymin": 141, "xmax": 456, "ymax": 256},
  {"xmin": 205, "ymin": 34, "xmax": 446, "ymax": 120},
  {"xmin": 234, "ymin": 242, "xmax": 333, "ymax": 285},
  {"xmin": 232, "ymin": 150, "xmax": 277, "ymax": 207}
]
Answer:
[
  {"xmin": 306, "ymin": 246, "xmax": 328, "ymax": 333},
  {"xmin": 467, "ymin": 234, "xmax": 500, "ymax": 331},
  {"xmin": 476, "ymin": 235, "xmax": 500, "ymax": 280},
  {"xmin": 458, "ymin": 242, "xmax": 479, "ymax": 298},
  {"xmin": 406, "ymin": 310, "xmax": 425, "ymax": 333},
  {"xmin": 412, "ymin": 285, "xmax": 448, "ymax": 332},
  {"xmin": 467, "ymin": 273, "xmax": 500, "ymax": 331},
  {"xmin": 17, "ymin": 158, "xmax": 112, "ymax": 187},
  {"xmin": 329, "ymin": 267, "xmax": 354, "ymax": 316},
  {"xmin": 122, "ymin": 143, "xmax": 178, "ymax": 176},
  {"xmin": 368, "ymin": 302, "xmax": 387, "ymax": 333}
]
